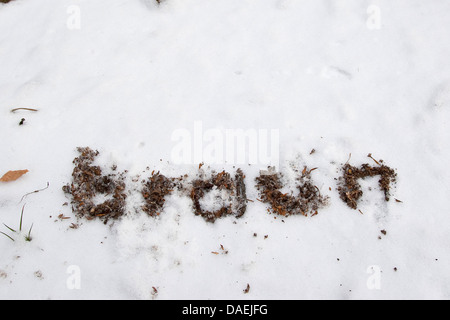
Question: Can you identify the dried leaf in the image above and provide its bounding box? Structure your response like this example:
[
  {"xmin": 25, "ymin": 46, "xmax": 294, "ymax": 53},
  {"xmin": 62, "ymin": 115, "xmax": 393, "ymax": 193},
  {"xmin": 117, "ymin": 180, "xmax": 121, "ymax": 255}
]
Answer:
[{"xmin": 0, "ymin": 170, "xmax": 29, "ymax": 182}]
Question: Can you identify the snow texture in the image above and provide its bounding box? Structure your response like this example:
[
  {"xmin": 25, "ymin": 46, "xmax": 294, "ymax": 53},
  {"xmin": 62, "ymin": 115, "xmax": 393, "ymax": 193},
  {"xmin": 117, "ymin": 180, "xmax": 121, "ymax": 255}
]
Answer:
[{"xmin": 1, "ymin": 0, "xmax": 450, "ymax": 299}]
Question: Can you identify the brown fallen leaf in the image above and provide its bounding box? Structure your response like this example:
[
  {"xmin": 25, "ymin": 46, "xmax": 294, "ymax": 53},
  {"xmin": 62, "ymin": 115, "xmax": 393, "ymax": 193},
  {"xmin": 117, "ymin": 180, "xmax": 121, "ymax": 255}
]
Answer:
[{"xmin": 0, "ymin": 170, "xmax": 29, "ymax": 182}]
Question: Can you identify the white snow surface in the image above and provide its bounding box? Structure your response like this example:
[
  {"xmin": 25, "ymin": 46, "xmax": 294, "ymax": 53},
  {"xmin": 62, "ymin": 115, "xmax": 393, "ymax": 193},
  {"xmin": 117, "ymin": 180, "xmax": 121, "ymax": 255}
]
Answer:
[{"xmin": 1, "ymin": 0, "xmax": 450, "ymax": 299}]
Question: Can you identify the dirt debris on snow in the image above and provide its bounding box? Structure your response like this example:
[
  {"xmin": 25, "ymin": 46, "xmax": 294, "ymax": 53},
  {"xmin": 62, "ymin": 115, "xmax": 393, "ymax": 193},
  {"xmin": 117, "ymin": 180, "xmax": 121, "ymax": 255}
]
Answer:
[
  {"xmin": 63, "ymin": 148, "xmax": 249, "ymax": 223},
  {"xmin": 63, "ymin": 148, "xmax": 397, "ymax": 221},
  {"xmin": 255, "ymin": 166, "xmax": 328, "ymax": 217},
  {"xmin": 141, "ymin": 171, "xmax": 183, "ymax": 217},
  {"xmin": 337, "ymin": 161, "xmax": 397, "ymax": 210},
  {"xmin": 62, "ymin": 147, "xmax": 127, "ymax": 224},
  {"xmin": 189, "ymin": 168, "xmax": 247, "ymax": 223}
]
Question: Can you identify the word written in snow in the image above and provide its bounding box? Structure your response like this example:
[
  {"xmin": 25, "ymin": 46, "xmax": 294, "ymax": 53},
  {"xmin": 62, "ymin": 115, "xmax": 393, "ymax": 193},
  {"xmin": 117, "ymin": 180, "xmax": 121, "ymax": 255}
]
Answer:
[{"xmin": 62, "ymin": 147, "xmax": 397, "ymax": 223}]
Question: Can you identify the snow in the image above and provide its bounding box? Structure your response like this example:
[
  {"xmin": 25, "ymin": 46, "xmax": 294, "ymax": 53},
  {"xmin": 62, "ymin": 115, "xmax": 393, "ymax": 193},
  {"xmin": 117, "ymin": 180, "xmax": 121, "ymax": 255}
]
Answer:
[{"xmin": 1, "ymin": 0, "xmax": 450, "ymax": 300}]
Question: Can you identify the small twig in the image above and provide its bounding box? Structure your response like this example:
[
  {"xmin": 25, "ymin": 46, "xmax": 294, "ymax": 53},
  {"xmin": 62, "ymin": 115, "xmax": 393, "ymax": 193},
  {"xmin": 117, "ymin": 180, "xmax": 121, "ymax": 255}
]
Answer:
[
  {"xmin": 367, "ymin": 153, "xmax": 381, "ymax": 166},
  {"xmin": 58, "ymin": 213, "xmax": 71, "ymax": 220},
  {"xmin": 20, "ymin": 182, "xmax": 50, "ymax": 203},
  {"xmin": 10, "ymin": 108, "xmax": 38, "ymax": 113},
  {"xmin": 345, "ymin": 153, "xmax": 352, "ymax": 165},
  {"xmin": 314, "ymin": 185, "xmax": 322, "ymax": 197},
  {"xmin": 308, "ymin": 167, "xmax": 318, "ymax": 174}
]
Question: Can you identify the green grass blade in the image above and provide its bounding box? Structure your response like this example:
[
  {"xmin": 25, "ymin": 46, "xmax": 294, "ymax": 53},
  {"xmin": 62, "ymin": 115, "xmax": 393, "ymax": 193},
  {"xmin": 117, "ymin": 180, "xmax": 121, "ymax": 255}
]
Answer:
[
  {"xmin": 19, "ymin": 204, "xmax": 25, "ymax": 232},
  {"xmin": 25, "ymin": 223, "xmax": 34, "ymax": 241},
  {"xmin": 0, "ymin": 231, "xmax": 15, "ymax": 242},
  {"xmin": 3, "ymin": 223, "xmax": 16, "ymax": 233}
]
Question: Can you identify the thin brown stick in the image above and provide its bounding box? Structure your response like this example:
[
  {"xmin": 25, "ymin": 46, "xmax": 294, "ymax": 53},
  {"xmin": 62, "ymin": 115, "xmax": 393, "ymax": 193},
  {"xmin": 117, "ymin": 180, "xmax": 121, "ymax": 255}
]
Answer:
[
  {"xmin": 10, "ymin": 108, "xmax": 38, "ymax": 113},
  {"xmin": 308, "ymin": 167, "xmax": 318, "ymax": 174},
  {"xmin": 367, "ymin": 153, "xmax": 381, "ymax": 166}
]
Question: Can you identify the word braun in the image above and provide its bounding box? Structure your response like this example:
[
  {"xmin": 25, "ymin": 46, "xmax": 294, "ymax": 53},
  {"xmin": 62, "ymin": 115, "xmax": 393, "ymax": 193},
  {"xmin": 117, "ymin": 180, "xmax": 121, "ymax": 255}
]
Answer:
[{"xmin": 63, "ymin": 147, "xmax": 397, "ymax": 224}]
